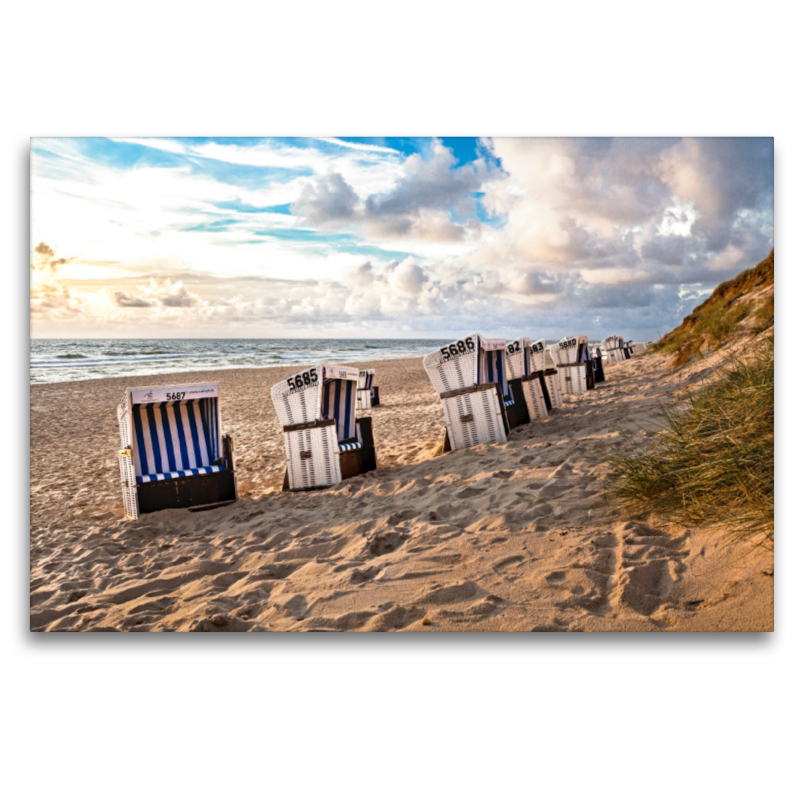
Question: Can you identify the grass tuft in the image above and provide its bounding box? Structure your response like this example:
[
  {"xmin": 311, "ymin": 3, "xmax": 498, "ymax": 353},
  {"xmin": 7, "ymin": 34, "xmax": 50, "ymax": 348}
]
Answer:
[
  {"xmin": 752, "ymin": 293, "xmax": 774, "ymax": 335},
  {"xmin": 608, "ymin": 339, "xmax": 773, "ymax": 544}
]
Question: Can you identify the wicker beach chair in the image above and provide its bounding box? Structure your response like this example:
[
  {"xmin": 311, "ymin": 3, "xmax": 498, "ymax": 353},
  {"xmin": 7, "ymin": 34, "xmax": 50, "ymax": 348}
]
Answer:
[
  {"xmin": 271, "ymin": 364, "xmax": 377, "ymax": 491},
  {"xmin": 602, "ymin": 335, "xmax": 626, "ymax": 364},
  {"xmin": 117, "ymin": 382, "xmax": 237, "ymax": 520},
  {"xmin": 356, "ymin": 369, "xmax": 380, "ymax": 410},
  {"xmin": 549, "ymin": 334, "xmax": 594, "ymax": 395},
  {"xmin": 423, "ymin": 333, "xmax": 511, "ymax": 452},
  {"xmin": 504, "ymin": 336, "xmax": 549, "ymax": 423},
  {"xmin": 531, "ymin": 339, "xmax": 564, "ymax": 411}
]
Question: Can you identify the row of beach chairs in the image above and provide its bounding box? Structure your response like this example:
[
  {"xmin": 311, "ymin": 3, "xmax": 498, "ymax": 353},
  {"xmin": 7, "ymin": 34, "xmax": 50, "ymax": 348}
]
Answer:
[
  {"xmin": 423, "ymin": 333, "xmax": 606, "ymax": 453},
  {"xmin": 116, "ymin": 337, "xmax": 638, "ymax": 519},
  {"xmin": 601, "ymin": 336, "xmax": 651, "ymax": 363}
]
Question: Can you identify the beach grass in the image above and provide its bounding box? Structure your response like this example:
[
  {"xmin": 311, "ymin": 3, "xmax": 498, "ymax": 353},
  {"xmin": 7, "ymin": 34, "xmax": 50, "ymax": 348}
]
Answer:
[
  {"xmin": 609, "ymin": 338, "xmax": 774, "ymax": 544},
  {"xmin": 654, "ymin": 298, "xmax": 754, "ymax": 366},
  {"xmin": 652, "ymin": 249, "xmax": 773, "ymax": 367},
  {"xmin": 752, "ymin": 292, "xmax": 774, "ymax": 334}
]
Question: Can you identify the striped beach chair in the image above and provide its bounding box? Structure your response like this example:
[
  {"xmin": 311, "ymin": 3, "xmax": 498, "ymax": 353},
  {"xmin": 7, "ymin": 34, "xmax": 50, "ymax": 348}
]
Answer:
[
  {"xmin": 356, "ymin": 369, "xmax": 380, "ymax": 410},
  {"xmin": 271, "ymin": 364, "xmax": 377, "ymax": 491},
  {"xmin": 117, "ymin": 383, "xmax": 237, "ymax": 520},
  {"xmin": 505, "ymin": 337, "xmax": 549, "ymax": 423},
  {"xmin": 423, "ymin": 333, "xmax": 511, "ymax": 452},
  {"xmin": 531, "ymin": 339, "xmax": 564, "ymax": 411},
  {"xmin": 549, "ymin": 335, "xmax": 594, "ymax": 395}
]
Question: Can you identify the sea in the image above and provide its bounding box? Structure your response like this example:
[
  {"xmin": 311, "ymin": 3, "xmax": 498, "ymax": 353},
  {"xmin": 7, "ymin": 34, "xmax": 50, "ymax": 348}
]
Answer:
[{"xmin": 30, "ymin": 339, "xmax": 453, "ymax": 384}]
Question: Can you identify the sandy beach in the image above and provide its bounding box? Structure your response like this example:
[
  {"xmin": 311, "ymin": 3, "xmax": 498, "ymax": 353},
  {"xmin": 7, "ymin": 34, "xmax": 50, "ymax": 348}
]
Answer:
[{"xmin": 30, "ymin": 351, "xmax": 774, "ymax": 632}]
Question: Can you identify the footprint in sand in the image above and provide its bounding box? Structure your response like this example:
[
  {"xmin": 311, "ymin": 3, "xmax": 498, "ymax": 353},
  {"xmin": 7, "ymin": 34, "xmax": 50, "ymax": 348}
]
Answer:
[
  {"xmin": 456, "ymin": 486, "xmax": 487, "ymax": 499},
  {"xmin": 493, "ymin": 554, "xmax": 525, "ymax": 571},
  {"xmin": 610, "ymin": 522, "xmax": 690, "ymax": 616},
  {"xmin": 417, "ymin": 581, "xmax": 480, "ymax": 604},
  {"xmin": 364, "ymin": 529, "xmax": 408, "ymax": 555}
]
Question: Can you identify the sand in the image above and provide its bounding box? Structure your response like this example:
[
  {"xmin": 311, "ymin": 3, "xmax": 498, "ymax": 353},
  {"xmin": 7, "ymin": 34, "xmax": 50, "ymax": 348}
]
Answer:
[{"xmin": 29, "ymin": 350, "xmax": 774, "ymax": 632}]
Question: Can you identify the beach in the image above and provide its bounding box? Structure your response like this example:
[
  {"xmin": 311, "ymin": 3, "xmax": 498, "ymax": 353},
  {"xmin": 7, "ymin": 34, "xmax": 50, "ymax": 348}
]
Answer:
[{"xmin": 30, "ymin": 351, "xmax": 774, "ymax": 632}]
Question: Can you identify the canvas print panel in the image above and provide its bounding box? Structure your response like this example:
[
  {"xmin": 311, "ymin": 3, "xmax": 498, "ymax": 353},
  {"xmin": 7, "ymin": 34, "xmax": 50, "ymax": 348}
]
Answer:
[{"xmin": 30, "ymin": 137, "xmax": 774, "ymax": 632}]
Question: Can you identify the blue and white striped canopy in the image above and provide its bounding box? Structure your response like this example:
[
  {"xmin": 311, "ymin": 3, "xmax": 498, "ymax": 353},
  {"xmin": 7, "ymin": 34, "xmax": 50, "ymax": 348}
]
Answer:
[
  {"xmin": 132, "ymin": 397, "xmax": 221, "ymax": 483},
  {"xmin": 321, "ymin": 379, "xmax": 357, "ymax": 442},
  {"xmin": 481, "ymin": 348, "xmax": 511, "ymax": 402}
]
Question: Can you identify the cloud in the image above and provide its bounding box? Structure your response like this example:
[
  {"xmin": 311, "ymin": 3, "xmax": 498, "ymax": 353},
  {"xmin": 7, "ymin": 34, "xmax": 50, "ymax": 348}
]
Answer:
[
  {"xmin": 140, "ymin": 279, "xmax": 201, "ymax": 308},
  {"xmin": 387, "ymin": 258, "xmax": 427, "ymax": 296},
  {"xmin": 30, "ymin": 281, "xmax": 85, "ymax": 319},
  {"xmin": 507, "ymin": 270, "xmax": 567, "ymax": 297},
  {"xmin": 30, "ymin": 137, "xmax": 773, "ymax": 340},
  {"xmin": 292, "ymin": 172, "xmax": 359, "ymax": 224},
  {"xmin": 291, "ymin": 139, "xmax": 495, "ymax": 244},
  {"xmin": 106, "ymin": 289, "xmax": 152, "ymax": 308},
  {"xmin": 34, "ymin": 242, "xmax": 55, "ymax": 257},
  {"xmin": 365, "ymin": 139, "xmax": 486, "ymax": 217},
  {"xmin": 346, "ymin": 261, "xmax": 375, "ymax": 289},
  {"xmin": 470, "ymin": 137, "xmax": 772, "ymax": 288},
  {"xmin": 31, "ymin": 242, "xmax": 76, "ymax": 277}
]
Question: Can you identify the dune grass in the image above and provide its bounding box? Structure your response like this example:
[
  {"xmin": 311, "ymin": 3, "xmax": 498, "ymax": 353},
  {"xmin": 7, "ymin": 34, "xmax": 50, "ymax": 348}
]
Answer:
[
  {"xmin": 653, "ymin": 297, "xmax": 755, "ymax": 366},
  {"xmin": 752, "ymin": 293, "xmax": 774, "ymax": 334},
  {"xmin": 653, "ymin": 249, "xmax": 773, "ymax": 367},
  {"xmin": 609, "ymin": 339, "xmax": 774, "ymax": 544}
]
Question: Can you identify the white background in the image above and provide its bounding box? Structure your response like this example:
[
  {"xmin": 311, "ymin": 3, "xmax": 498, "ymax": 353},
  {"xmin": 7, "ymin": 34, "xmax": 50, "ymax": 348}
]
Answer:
[{"xmin": 5, "ymin": 2, "xmax": 796, "ymax": 798}]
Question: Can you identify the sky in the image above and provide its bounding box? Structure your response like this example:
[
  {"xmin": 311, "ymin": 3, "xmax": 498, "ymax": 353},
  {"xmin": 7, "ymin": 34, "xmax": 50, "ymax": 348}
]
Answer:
[{"xmin": 30, "ymin": 136, "xmax": 774, "ymax": 341}]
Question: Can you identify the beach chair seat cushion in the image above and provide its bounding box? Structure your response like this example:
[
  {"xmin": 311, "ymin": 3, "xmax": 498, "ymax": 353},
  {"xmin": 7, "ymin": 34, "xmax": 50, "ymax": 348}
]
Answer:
[
  {"xmin": 137, "ymin": 465, "xmax": 225, "ymax": 484},
  {"xmin": 338, "ymin": 440, "xmax": 362, "ymax": 452}
]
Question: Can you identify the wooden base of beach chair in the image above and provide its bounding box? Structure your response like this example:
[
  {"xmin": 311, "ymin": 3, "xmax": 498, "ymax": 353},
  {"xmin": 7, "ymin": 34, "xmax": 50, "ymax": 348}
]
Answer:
[
  {"xmin": 509, "ymin": 379, "xmax": 530, "ymax": 425},
  {"xmin": 339, "ymin": 447, "xmax": 376, "ymax": 480},
  {"xmin": 585, "ymin": 361, "xmax": 595, "ymax": 390},
  {"xmin": 592, "ymin": 357, "xmax": 605, "ymax": 383},
  {"xmin": 187, "ymin": 499, "xmax": 238, "ymax": 513},
  {"xmin": 341, "ymin": 417, "xmax": 378, "ymax": 479},
  {"xmin": 505, "ymin": 401, "xmax": 521, "ymax": 429},
  {"xmin": 128, "ymin": 433, "xmax": 237, "ymax": 517},
  {"xmin": 137, "ymin": 468, "xmax": 238, "ymax": 515}
]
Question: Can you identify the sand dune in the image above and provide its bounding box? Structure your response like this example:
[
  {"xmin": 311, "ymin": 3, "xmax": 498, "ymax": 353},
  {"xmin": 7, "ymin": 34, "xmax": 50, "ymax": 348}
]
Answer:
[{"xmin": 29, "ymin": 351, "xmax": 773, "ymax": 632}]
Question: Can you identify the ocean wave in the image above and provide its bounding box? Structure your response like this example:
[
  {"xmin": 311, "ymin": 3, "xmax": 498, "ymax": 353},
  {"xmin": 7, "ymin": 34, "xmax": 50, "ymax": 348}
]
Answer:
[{"xmin": 30, "ymin": 338, "xmax": 452, "ymax": 384}]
